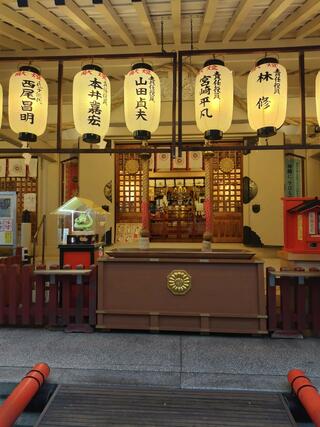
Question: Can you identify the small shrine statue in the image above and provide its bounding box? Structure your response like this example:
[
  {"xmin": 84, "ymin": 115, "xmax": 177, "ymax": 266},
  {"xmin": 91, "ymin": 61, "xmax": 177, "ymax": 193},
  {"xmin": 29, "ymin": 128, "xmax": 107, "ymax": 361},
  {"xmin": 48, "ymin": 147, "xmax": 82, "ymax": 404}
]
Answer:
[{"xmin": 74, "ymin": 212, "xmax": 93, "ymax": 231}]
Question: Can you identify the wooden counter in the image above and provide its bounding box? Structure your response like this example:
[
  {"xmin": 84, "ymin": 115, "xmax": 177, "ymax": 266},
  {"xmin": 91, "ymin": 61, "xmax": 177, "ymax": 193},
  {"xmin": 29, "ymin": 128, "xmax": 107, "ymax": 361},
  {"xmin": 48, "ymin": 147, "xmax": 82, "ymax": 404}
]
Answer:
[{"xmin": 97, "ymin": 249, "xmax": 267, "ymax": 334}]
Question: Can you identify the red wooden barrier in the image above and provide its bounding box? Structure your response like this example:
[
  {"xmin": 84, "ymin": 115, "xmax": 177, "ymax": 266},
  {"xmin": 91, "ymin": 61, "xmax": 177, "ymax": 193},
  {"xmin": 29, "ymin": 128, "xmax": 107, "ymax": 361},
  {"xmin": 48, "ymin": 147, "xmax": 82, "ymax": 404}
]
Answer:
[
  {"xmin": 267, "ymin": 267, "xmax": 320, "ymax": 337},
  {"xmin": 0, "ymin": 264, "xmax": 97, "ymax": 330}
]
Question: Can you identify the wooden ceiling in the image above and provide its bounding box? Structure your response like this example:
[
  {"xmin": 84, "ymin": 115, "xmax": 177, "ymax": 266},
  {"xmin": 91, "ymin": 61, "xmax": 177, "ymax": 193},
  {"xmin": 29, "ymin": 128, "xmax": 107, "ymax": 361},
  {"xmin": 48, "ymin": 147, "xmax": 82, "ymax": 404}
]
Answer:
[{"xmin": 0, "ymin": 0, "xmax": 319, "ymax": 58}]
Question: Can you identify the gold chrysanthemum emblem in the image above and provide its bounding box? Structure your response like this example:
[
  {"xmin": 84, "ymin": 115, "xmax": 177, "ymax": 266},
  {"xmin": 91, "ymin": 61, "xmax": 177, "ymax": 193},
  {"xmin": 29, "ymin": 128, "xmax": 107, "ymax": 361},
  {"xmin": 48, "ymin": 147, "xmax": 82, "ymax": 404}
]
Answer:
[{"xmin": 167, "ymin": 270, "xmax": 191, "ymax": 295}]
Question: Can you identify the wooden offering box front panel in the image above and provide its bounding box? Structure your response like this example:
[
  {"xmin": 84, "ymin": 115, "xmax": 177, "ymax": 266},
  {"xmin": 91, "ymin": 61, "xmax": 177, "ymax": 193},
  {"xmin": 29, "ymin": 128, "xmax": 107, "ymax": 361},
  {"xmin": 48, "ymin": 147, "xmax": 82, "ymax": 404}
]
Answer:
[{"xmin": 97, "ymin": 250, "xmax": 267, "ymax": 334}]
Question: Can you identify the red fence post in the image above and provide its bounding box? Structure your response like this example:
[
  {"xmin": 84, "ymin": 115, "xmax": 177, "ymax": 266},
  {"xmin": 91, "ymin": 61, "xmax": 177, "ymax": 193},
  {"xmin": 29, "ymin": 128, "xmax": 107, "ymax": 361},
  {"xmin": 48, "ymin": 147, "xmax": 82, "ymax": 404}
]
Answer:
[
  {"xmin": 21, "ymin": 265, "xmax": 33, "ymax": 326},
  {"xmin": 294, "ymin": 267, "xmax": 307, "ymax": 333},
  {"xmin": 309, "ymin": 268, "xmax": 320, "ymax": 337},
  {"xmin": 8, "ymin": 265, "xmax": 20, "ymax": 325},
  {"xmin": 61, "ymin": 265, "xmax": 71, "ymax": 326},
  {"xmin": 266, "ymin": 267, "xmax": 277, "ymax": 331},
  {"xmin": 48, "ymin": 265, "xmax": 59, "ymax": 327},
  {"xmin": 89, "ymin": 265, "xmax": 97, "ymax": 327},
  {"xmin": 0, "ymin": 264, "xmax": 6, "ymax": 324},
  {"xmin": 34, "ymin": 265, "xmax": 46, "ymax": 326}
]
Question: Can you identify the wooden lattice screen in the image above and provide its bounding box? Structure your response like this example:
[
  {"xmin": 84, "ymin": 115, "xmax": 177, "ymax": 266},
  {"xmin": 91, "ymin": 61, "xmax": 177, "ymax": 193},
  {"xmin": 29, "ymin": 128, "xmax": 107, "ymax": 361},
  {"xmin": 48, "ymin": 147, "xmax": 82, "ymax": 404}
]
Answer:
[
  {"xmin": 212, "ymin": 151, "xmax": 242, "ymax": 213},
  {"xmin": 116, "ymin": 150, "xmax": 142, "ymax": 223},
  {"xmin": 0, "ymin": 164, "xmax": 38, "ymax": 237}
]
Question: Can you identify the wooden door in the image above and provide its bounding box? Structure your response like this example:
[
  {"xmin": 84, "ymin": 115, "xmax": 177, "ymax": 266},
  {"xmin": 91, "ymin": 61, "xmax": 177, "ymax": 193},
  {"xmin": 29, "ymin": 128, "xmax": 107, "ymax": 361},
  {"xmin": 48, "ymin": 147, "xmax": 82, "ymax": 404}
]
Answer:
[{"xmin": 212, "ymin": 150, "xmax": 243, "ymax": 242}]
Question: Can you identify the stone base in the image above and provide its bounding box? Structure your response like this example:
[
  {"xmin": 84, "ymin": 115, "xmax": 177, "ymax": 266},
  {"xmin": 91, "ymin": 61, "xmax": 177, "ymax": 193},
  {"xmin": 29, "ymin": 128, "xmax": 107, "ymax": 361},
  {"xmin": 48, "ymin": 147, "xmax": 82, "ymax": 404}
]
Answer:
[
  {"xmin": 139, "ymin": 237, "xmax": 150, "ymax": 250},
  {"xmin": 201, "ymin": 240, "xmax": 212, "ymax": 252}
]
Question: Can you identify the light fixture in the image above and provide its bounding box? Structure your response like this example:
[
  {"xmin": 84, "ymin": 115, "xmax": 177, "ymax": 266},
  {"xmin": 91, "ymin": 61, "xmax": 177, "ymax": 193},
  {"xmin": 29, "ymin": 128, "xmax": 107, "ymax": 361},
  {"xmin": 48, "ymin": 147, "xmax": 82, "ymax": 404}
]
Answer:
[
  {"xmin": 316, "ymin": 71, "xmax": 320, "ymax": 126},
  {"xmin": 73, "ymin": 64, "xmax": 111, "ymax": 144},
  {"xmin": 124, "ymin": 63, "xmax": 161, "ymax": 140},
  {"xmin": 195, "ymin": 59, "xmax": 233, "ymax": 141},
  {"xmin": 247, "ymin": 57, "xmax": 287, "ymax": 138},
  {"xmin": 8, "ymin": 65, "xmax": 48, "ymax": 142}
]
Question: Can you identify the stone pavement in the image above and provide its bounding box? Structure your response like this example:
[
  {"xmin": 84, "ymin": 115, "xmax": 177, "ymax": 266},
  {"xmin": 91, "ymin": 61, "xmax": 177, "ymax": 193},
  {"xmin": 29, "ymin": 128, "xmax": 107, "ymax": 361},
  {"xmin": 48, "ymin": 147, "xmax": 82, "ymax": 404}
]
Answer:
[{"xmin": 0, "ymin": 328, "xmax": 319, "ymax": 392}]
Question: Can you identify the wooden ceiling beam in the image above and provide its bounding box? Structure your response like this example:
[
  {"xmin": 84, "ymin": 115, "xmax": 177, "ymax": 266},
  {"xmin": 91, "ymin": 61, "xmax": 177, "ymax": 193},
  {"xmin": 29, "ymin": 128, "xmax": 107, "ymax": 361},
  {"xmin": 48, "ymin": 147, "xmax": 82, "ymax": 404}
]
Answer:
[
  {"xmin": 171, "ymin": 0, "xmax": 181, "ymax": 46},
  {"xmin": 223, "ymin": 0, "xmax": 255, "ymax": 42},
  {"xmin": 131, "ymin": 0, "xmax": 157, "ymax": 46},
  {"xmin": 0, "ymin": 35, "xmax": 24, "ymax": 51},
  {"xmin": 296, "ymin": 15, "xmax": 320, "ymax": 38},
  {"xmin": 271, "ymin": 0, "xmax": 320, "ymax": 40},
  {"xmin": 18, "ymin": 0, "xmax": 89, "ymax": 48},
  {"xmin": 0, "ymin": 21, "xmax": 45, "ymax": 49},
  {"xmin": 198, "ymin": 0, "xmax": 217, "ymax": 44},
  {"xmin": 54, "ymin": 0, "xmax": 111, "ymax": 46},
  {"xmin": 92, "ymin": 0, "xmax": 134, "ymax": 46},
  {"xmin": 0, "ymin": 3, "xmax": 67, "ymax": 49},
  {"xmin": 246, "ymin": 0, "xmax": 293, "ymax": 41}
]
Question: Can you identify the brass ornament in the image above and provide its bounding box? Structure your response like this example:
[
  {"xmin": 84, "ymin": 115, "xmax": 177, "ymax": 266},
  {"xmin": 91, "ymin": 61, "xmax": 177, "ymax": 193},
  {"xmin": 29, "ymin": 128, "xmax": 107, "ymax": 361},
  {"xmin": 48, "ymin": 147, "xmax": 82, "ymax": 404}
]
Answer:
[
  {"xmin": 219, "ymin": 157, "xmax": 235, "ymax": 173},
  {"xmin": 125, "ymin": 159, "xmax": 140, "ymax": 174},
  {"xmin": 167, "ymin": 270, "xmax": 192, "ymax": 295}
]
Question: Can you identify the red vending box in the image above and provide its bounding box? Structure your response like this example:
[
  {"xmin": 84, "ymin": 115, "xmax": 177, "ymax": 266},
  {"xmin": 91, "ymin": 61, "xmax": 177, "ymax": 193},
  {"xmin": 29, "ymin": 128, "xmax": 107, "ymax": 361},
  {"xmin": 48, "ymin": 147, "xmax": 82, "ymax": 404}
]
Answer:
[{"xmin": 283, "ymin": 197, "xmax": 320, "ymax": 253}]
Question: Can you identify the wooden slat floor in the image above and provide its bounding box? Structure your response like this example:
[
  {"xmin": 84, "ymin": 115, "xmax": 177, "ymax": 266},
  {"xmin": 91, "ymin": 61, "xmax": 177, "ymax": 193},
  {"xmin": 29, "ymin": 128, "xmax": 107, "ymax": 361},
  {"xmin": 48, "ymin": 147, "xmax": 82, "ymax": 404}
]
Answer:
[{"xmin": 36, "ymin": 385, "xmax": 296, "ymax": 427}]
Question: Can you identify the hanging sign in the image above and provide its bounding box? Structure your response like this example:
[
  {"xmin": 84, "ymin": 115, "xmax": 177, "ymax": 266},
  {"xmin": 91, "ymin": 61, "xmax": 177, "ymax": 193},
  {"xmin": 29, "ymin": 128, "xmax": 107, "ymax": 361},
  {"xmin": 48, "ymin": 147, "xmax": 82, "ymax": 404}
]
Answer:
[
  {"xmin": 73, "ymin": 64, "xmax": 111, "ymax": 144},
  {"xmin": 124, "ymin": 63, "xmax": 161, "ymax": 140},
  {"xmin": 8, "ymin": 66, "xmax": 48, "ymax": 142},
  {"xmin": 247, "ymin": 58, "xmax": 287, "ymax": 137},
  {"xmin": 195, "ymin": 59, "xmax": 233, "ymax": 140}
]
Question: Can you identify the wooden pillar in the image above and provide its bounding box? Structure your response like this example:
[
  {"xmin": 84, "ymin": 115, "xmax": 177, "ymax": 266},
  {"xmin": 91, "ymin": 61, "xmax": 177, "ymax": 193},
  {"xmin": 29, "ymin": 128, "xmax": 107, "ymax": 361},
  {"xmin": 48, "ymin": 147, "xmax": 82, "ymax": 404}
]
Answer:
[
  {"xmin": 202, "ymin": 144, "xmax": 213, "ymax": 251},
  {"xmin": 139, "ymin": 144, "xmax": 151, "ymax": 248}
]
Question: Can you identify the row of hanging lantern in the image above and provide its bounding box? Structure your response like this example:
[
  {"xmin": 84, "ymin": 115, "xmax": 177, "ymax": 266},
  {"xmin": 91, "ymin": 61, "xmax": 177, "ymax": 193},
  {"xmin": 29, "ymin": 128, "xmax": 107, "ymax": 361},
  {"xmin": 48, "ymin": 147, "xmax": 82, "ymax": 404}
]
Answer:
[
  {"xmin": 195, "ymin": 57, "xmax": 288, "ymax": 140},
  {"xmin": 0, "ymin": 58, "xmax": 320, "ymax": 145}
]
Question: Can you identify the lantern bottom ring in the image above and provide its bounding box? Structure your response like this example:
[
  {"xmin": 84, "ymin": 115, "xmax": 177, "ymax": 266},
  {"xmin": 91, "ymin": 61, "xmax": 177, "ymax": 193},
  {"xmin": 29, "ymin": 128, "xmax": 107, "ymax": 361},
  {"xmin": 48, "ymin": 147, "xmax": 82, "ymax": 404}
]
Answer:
[
  {"xmin": 257, "ymin": 126, "xmax": 277, "ymax": 138},
  {"xmin": 205, "ymin": 130, "xmax": 223, "ymax": 141},
  {"xmin": 19, "ymin": 132, "xmax": 37, "ymax": 143},
  {"xmin": 83, "ymin": 133, "xmax": 101, "ymax": 144},
  {"xmin": 133, "ymin": 130, "xmax": 151, "ymax": 141}
]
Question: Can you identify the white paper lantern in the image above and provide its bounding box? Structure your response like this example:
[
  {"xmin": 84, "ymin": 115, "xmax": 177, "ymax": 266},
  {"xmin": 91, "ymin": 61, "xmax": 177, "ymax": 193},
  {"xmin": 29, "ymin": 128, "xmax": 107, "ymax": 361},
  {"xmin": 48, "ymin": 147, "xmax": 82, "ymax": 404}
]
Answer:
[
  {"xmin": 247, "ymin": 58, "xmax": 287, "ymax": 137},
  {"xmin": 73, "ymin": 64, "xmax": 111, "ymax": 144},
  {"xmin": 124, "ymin": 63, "xmax": 161, "ymax": 140},
  {"xmin": 9, "ymin": 66, "xmax": 48, "ymax": 142},
  {"xmin": 195, "ymin": 59, "xmax": 233, "ymax": 140},
  {"xmin": 0, "ymin": 83, "xmax": 2, "ymax": 129},
  {"xmin": 316, "ymin": 71, "xmax": 320, "ymax": 126}
]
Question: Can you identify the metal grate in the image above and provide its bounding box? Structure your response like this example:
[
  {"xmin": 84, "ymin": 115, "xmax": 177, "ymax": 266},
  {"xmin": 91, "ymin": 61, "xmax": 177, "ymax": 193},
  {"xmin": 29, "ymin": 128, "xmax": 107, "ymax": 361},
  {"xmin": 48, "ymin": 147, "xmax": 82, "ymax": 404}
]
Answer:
[{"xmin": 36, "ymin": 385, "xmax": 296, "ymax": 427}]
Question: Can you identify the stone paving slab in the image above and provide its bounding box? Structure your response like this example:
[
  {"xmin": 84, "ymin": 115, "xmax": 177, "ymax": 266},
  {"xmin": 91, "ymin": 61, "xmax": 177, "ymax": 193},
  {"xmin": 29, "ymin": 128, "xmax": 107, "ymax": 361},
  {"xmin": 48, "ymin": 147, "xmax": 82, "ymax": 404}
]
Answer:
[{"xmin": 0, "ymin": 328, "xmax": 319, "ymax": 392}]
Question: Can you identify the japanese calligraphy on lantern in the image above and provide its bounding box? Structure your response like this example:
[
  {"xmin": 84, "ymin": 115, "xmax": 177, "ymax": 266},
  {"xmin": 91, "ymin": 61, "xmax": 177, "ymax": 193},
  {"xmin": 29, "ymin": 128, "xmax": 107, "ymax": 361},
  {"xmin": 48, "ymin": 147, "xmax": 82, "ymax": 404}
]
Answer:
[
  {"xmin": 124, "ymin": 65, "xmax": 161, "ymax": 137},
  {"xmin": 195, "ymin": 62, "xmax": 233, "ymax": 137},
  {"xmin": 73, "ymin": 67, "xmax": 111, "ymax": 142},
  {"xmin": 8, "ymin": 69, "xmax": 48, "ymax": 138},
  {"xmin": 247, "ymin": 60, "xmax": 287, "ymax": 134}
]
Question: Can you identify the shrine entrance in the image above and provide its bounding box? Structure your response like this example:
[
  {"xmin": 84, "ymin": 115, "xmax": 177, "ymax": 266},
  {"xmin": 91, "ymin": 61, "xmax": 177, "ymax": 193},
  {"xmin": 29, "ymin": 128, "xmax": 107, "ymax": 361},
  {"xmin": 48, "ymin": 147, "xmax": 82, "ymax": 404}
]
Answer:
[{"xmin": 115, "ymin": 145, "xmax": 243, "ymax": 244}]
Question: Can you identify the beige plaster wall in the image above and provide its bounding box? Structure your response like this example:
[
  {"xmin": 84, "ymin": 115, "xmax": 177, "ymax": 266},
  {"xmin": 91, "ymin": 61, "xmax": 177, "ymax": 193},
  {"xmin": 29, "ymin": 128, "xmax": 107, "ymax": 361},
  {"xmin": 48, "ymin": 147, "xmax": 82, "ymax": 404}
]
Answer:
[
  {"xmin": 243, "ymin": 133, "xmax": 285, "ymax": 246},
  {"xmin": 37, "ymin": 158, "xmax": 60, "ymax": 258},
  {"xmin": 79, "ymin": 153, "xmax": 115, "ymax": 242}
]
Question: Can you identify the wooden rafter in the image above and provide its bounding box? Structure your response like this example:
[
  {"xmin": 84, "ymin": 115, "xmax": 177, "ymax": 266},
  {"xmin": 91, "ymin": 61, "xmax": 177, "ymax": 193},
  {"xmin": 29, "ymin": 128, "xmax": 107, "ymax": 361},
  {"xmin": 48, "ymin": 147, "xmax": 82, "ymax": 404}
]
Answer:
[
  {"xmin": 171, "ymin": 0, "xmax": 181, "ymax": 46},
  {"xmin": 0, "ymin": 3, "xmax": 67, "ymax": 49},
  {"xmin": 271, "ymin": 0, "xmax": 320, "ymax": 40},
  {"xmin": 92, "ymin": 0, "xmax": 134, "ymax": 46},
  {"xmin": 296, "ymin": 15, "xmax": 320, "ymax": 39},
  {"xmin": 18, "ymin": 0, "xmax": 89, "ymax": 48},
  {"xmin": 131, "ymin": 0, "xmax": 157, "ymax": 46},
  {"xmin": 198, "ymin": 0, "xmax": 217, "ymax": 44},
  {"xmin": 246, "ymin": 0, "xmax": 293, "ymax": 42},
  {"xmin": 223, "ymin": 0, "xmax": 255, "ymax": 42},
  {"xmin": 0, "ymin": 35, "xmax": 24, "ymax": 51},
  {"xmin": 0, "ymin": 21, "xmax": 45, "ymax": 49},
  {"xmin": 54, "ymin": 0, "xmax": 111, "ymax": 47}
]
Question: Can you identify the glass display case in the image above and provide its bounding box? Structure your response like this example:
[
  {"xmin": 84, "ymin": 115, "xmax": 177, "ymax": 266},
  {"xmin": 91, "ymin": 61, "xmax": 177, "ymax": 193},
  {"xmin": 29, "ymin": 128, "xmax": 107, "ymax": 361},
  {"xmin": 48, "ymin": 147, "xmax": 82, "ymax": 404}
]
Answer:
[{"xmin": 51, "ymin": 197, "xmax": 108, "ymax": 245}]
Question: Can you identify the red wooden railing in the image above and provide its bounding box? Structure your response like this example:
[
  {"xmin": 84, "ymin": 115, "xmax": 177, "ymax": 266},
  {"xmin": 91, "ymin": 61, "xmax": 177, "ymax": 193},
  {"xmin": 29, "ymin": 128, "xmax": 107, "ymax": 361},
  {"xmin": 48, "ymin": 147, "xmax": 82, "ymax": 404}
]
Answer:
[
  {"xmin": 267, "ymin": 267, "xmax": 320, "ymax": 337},
  {"xmin": 0, "ymin": 263, "xmax": 97, "ymax": 331}
]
